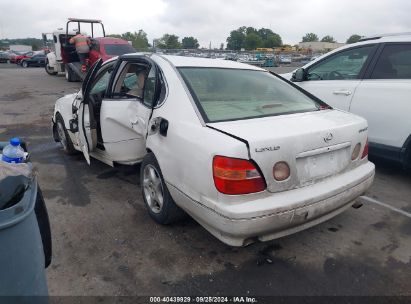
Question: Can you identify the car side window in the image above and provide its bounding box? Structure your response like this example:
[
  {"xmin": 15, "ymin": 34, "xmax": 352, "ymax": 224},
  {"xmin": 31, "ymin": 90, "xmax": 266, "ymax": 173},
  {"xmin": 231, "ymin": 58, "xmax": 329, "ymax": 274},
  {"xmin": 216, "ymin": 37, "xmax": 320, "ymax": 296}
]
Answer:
[
  {"xmin": 89, "ymin": 66, "xmax": 114, "ymax": 97},
  {"xmin": 143, "ymin": 67, "xmax": 157, "ymax": 107},
  {"xmin": 113, "ymin": 62, "xmax": 149, "ymax": 100},
  {"xmin": 307, "ymin": 46, "xmax": 374, "ymax": 81},
  {"xmin": 370, "ymin": 44, "xmax": 411, "ymax": 79}
]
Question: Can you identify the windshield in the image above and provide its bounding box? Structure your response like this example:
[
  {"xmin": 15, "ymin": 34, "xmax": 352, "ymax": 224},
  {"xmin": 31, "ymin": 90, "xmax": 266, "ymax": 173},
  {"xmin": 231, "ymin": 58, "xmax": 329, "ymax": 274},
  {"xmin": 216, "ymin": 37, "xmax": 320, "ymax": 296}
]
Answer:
[
  {"xmin": 179, "ymin": 68, "xmax": 320, "ymax": 123},
  {"xmin": 104, "ymin": 44, "xmax": 136, "ymax": 56}
]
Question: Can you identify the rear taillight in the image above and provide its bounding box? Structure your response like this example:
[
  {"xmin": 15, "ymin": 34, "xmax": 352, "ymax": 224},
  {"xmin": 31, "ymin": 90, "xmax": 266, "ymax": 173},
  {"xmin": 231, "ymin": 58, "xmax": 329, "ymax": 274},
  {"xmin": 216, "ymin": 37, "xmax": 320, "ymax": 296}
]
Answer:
[
  {"xmin": 213, "ymin": 156, "xmax": 266, "ymax": 195},
  {"xmin": 361, "ymin": 138, "xmax": 369, "ymax": 159}
]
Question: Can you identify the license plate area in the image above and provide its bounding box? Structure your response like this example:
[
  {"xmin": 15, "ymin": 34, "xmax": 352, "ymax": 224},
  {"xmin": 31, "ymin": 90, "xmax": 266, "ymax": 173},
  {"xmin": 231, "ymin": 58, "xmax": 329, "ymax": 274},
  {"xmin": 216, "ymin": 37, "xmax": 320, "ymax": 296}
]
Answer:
[{"xmin": 296, "ymin": 146, "xmax": 350, "ymax": 186}]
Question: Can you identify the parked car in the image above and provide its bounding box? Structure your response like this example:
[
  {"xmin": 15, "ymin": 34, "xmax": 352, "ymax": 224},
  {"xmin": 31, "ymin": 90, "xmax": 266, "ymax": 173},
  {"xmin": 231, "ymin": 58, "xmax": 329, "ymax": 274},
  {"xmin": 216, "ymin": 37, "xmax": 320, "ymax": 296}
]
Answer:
[
  {"xmin": 52, "ymin": 54, "xmax": 375, "ymax": 246},
  {"xmin": 281, "ymin": 33, "xmax": 411, "ymax": 168},
  {"xmin": 14, "ymin": 51, "xmax": 34, "ymax": 64},
  {"xmin": 0, "ymin": 52, "xmax": 10, "ymax": 63},
  {"xmin": 8, "ymin": 51, "xmax": 23, "ymax": 63},
  {"xmin": 279, "ymin": 55, "xmax": 292, "ymax": 64},
  {"xmin": 20, "ymin": 54, "xmax": 46, "ymax": 68}
]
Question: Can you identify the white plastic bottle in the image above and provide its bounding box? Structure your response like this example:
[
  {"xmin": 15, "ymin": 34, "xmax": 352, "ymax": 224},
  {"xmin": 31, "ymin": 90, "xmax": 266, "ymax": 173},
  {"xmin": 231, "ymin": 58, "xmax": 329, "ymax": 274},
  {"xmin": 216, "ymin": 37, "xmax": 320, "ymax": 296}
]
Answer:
[{"xmin": 1, "ymin": 137, "xmax": 25, "ymax": 163}]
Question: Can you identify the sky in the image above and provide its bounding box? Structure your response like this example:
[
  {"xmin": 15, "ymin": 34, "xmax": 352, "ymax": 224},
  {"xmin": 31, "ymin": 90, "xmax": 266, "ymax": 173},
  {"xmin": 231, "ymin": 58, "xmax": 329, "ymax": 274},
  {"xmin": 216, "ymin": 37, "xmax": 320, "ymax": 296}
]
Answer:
[{"xmin": 1, "ymin": 0, "xmax": 410, "ymax": 47}]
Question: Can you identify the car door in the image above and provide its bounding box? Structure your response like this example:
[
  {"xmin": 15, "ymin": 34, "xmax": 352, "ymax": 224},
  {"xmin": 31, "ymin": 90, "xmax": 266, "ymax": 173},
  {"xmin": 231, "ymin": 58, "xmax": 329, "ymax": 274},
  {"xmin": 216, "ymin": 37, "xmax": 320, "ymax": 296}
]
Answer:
[
  {"xmin": 31, "ymin": 55, "xmax": 40, "ymax": 66},
  {"xmin": 297, "ymin": 45, "xmax": 377, "ymax": 111},
  {"xmin": 98, "ymin": 57, "xmax": 160, "ymax": 163},
  {"xmin": 350, "ymin": 43, "xmax": 411, "ymax": 154},
  {"xmin": 78, "ymin": 59, "xmax": 103, "ymax": 164}
]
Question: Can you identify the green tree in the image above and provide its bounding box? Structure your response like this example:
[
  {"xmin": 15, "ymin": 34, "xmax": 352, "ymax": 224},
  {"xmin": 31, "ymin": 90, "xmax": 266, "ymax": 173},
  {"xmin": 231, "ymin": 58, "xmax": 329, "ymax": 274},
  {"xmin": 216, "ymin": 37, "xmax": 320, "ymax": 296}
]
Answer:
[
  {"xmin": 346, "ymin": 34, "xmax": 362, "ymax": 44},
  {"xmin": 321, "ymin": 35, "xmax": 336, "ymax": 43},
  {"xmin": 226, "ymin": 26, "xmax": 282, "ymax": 50},
  {"xmin": 108, "ymin": 30, "xmax": 150, "ymax": 50},
  {"xmin": 226, "ymin": 26, "xmax": 247, "ymax": 50},
  {"xmin": 156, "ymin": 34, "xmax": 181, "ymax": 49},
  {"xmin": 258, "ymin": 28, "xmax": 282, "ymax": 47},
  {"xmin": 182, "ymin": 36, "xmax": 199, "ymax": 49},
  {"xmin": 246, "ymin": 27, "xmax": 258, "ymax": 35},
  {"xmin": 132, "ymin": 30, "xmax": 150, "ymax": 49},
  {"xmin": 302, "ymin": 33, "xmax": 319, "ymax": 42},
  {"xmin": 245, "ymin": 32, "xmax": 263, "ymax": 50}
]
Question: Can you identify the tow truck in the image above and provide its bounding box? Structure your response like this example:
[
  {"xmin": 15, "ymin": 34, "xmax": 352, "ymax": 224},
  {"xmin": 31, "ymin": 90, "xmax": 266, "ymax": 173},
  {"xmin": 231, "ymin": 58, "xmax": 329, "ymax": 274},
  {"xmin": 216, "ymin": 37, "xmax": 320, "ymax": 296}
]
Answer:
[{"xmin": 43, "ymin": 18, "xmax": 135, "ymax": 82}]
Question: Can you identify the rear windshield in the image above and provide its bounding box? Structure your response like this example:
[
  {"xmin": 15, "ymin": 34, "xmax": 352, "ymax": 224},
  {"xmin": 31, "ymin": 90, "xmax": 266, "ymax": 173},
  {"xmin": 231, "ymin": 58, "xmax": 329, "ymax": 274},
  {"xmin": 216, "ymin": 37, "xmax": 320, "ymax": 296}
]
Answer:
[
  {"xmin": 104, "ymin": 44, "xmax": 136, "ymax": 56},
  {"xmin": 179, "ymin": 68, "xmax": 320, "ymax": 123}
]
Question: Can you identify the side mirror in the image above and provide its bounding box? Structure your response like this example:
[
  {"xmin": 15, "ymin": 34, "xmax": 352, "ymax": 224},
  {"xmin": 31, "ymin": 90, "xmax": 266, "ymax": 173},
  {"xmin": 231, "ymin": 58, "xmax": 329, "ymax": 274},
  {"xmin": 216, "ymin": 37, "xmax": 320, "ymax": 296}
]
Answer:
[{"xmin": 292, "ymin": 68, "xmax": 306, "ymax": 82}]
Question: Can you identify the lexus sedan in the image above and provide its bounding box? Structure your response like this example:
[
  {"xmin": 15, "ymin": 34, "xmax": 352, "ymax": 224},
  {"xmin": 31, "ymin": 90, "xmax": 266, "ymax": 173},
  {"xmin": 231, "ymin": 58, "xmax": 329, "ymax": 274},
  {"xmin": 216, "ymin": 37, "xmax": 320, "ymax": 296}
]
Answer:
[{"xmin": 52, "ymin": 54, "xmax": 375, "ymax": 246}]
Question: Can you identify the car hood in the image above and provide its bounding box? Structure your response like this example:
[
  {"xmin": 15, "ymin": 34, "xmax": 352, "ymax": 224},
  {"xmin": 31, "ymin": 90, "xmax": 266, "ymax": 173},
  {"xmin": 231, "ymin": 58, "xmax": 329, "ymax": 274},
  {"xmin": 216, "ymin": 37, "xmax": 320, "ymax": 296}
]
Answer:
[{"xmin": 208, "ymin": 110, "xmax": 368, "ymax": 193}]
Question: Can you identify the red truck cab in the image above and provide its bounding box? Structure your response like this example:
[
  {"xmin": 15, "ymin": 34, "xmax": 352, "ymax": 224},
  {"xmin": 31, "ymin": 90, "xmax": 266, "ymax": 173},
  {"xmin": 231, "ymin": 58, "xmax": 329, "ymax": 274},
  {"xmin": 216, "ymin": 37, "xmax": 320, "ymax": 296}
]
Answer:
[{"xmin": 89, "ymin": 37, "xmax": 135, "ymax": 63}]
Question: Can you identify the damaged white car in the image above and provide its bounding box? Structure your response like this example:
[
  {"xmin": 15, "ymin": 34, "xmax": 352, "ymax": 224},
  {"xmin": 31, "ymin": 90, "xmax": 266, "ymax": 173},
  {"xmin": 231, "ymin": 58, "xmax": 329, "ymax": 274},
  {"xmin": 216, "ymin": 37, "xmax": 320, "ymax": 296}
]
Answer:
[{"xmin": 52, "ymin": 54, "xmax": 375, "ymax": 246}]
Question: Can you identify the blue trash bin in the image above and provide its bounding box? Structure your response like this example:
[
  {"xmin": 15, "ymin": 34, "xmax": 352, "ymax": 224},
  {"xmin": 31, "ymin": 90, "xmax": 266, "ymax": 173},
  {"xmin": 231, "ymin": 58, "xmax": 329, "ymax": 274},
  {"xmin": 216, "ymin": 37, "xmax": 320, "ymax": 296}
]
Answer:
[{"xmin": 0, "ymin": 142, "xmax": 50, "ymax": 297}]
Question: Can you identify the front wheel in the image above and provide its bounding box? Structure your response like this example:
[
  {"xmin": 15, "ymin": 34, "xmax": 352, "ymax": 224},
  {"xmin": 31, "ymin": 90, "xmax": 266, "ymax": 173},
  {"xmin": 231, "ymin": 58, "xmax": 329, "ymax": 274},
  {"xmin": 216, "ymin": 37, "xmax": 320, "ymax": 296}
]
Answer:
[
  {"xmin": 45, "ymin": 60, "xmax": 57, "ymax": 75},
  {"xmin": 140, "ymin": 153, "xmax": 186, "ymax": 224},
  {"xmin": 22, "ymin": 61, "xmax": 28, "ymax": 68}
]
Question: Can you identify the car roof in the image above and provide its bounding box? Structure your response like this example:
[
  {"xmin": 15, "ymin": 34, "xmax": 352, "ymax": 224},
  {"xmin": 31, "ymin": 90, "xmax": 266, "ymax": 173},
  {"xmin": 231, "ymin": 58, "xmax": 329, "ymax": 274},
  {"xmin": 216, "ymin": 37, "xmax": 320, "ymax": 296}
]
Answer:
[
  {"xmin": 157, "ymin": 55, "xmax": 265, "ymax": 70},
  {"xmin": 95, "ymin": 37, "xmax": 130, "ymax": 44},
  {"xmin": 359, "ymin": 32, "xmax": 411, "ymax": 42}
]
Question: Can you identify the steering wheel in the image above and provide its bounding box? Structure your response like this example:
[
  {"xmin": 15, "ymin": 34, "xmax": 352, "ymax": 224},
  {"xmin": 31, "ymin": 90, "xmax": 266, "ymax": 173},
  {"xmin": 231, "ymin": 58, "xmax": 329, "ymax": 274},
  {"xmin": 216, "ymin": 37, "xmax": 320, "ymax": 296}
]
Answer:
[{"xmin": 328, "ymin": 71, "xmax": 344, "ymax": 80}]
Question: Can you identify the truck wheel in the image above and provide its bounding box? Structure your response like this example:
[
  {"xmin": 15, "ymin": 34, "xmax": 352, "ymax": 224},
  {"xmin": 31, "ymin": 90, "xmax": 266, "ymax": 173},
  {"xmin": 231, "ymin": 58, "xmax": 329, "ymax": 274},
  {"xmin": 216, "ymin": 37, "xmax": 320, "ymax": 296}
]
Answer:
[
  {"xmin": 45, "ymin": 60, "xmax": 57, "ymax": 75},
  {"xmin": 55, "ymin": 113, "xmax": 76, "ymax": 155},
  {"xmin": 22, "ymin": 61, "xmax": 28, "ymax": 68},
  {"xmin": 141, "ymin": 153, "xmax": 186, "ymax": 225},
  {"xmin": 65, "ymin": 66, "xmax": 75, "ymax": 82}
]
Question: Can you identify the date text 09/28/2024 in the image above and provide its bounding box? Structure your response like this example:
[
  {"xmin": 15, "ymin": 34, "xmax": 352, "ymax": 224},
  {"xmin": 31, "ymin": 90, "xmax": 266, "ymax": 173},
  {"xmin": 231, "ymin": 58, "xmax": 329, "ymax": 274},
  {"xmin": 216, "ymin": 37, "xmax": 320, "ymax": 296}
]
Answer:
[{"xmin": 149, "ymin": 296, "xmax": 258, "ymax": 303}]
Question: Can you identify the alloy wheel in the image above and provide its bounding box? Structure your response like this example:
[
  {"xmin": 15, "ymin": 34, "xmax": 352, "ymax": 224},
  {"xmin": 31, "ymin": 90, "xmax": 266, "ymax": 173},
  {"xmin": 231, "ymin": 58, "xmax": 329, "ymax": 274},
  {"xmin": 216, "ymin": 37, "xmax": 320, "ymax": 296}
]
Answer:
[{"xmin": 143, "ymin": 164, "xmax": 164, "ymax": 214}]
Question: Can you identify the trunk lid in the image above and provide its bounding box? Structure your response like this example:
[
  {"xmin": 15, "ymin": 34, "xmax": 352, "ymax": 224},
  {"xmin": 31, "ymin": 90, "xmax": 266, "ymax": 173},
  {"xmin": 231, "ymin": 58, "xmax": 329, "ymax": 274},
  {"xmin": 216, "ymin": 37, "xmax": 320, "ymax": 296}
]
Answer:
[{"xmin": 208, "ymin": 110, "xmax": 367, "ymax": 193}]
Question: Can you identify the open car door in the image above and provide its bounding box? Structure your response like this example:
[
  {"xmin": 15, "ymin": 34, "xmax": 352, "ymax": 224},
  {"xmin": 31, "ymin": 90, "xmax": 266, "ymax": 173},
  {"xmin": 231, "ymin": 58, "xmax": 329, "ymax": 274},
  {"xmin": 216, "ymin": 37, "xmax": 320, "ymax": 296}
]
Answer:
[{"xmin": 78, "ymin": 58, "xmax": 103, "ymax": 164}]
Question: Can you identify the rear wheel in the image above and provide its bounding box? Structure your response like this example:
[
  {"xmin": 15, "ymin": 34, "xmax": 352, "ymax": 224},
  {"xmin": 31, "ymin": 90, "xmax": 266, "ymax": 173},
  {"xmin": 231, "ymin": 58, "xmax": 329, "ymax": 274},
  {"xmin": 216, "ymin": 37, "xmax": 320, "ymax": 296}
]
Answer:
[
  {"xmin": 65, "ymin": 66, "xmax": 75, "ymax": 82},
  {"xmin": 55, "ymin": 113, "xmax": 76, "ymax": 155},
  {"xmin": 45, "ymin": 60, "xmax": 57, "ymax": 75},
  {"xmin": 141, "ymin": 153, "xmax": 186, "ymax": 224},
  {"xmin": 22, "ymin": 61, "xmax": 28, "ymax": 68}
]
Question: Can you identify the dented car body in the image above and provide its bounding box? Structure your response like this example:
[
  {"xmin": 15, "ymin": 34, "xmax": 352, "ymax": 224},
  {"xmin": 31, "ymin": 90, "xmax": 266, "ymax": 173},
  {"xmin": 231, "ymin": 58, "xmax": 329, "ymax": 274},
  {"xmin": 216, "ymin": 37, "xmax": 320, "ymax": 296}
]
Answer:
[{"xmin": 52, "ymin": 54, "xmax": 375, "ymax": 246}]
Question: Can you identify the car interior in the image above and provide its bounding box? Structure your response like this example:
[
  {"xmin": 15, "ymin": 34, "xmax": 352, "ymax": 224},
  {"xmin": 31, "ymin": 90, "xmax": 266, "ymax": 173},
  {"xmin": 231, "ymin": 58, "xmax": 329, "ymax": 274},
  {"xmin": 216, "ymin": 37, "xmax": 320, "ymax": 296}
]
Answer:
[{"xmin": 87, "ymin": 62, "xmax": 150, "ymax": 148}]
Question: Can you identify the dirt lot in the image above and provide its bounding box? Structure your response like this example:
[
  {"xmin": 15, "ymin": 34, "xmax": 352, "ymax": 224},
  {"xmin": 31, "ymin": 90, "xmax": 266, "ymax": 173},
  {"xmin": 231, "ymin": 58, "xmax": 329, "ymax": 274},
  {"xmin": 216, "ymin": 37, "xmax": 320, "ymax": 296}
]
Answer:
[{"xmin": 0, "ymin": 64, "xmax": 410, "ymax": 297}]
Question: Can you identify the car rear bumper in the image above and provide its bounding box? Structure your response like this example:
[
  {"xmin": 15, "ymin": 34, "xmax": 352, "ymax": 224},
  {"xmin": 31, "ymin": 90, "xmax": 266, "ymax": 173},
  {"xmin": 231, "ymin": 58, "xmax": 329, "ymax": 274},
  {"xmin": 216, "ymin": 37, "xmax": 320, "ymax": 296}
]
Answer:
[{"xmin": 168, "ymin": 161, "xmax": 375, "ymax": 246}]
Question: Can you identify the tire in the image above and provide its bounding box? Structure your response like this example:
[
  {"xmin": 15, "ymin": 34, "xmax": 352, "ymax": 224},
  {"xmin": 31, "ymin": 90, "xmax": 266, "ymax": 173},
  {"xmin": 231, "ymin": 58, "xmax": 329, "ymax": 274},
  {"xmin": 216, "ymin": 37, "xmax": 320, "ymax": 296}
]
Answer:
[
  {"xmin": 65, "ymin": 66, "xmax": 74, "ymax": 82},
  {"xmin": 6, "ymin": 59, "xmax": 10, "ymax": 64},
  {"xmin": 45, "ymin": 59, "xmax": 57, "ymax": 75},
  {"xmin": 22, "ymin": 61, "xmax": 28, "ymax": 68},
  {"xmin": 55, "ymin": 113, "xmax": 76, "ymax": 155},
  {"xmin": 140, "ymin": 153, "xmax": 186, "ymax": 224}
]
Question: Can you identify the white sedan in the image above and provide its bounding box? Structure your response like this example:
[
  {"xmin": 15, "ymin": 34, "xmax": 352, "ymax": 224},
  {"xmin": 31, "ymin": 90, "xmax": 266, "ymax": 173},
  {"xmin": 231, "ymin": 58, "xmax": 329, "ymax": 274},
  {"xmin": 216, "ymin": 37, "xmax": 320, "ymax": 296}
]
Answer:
[{"xmin": 52, "ymin": 54, "xmax": 375, "ymax": 246}]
